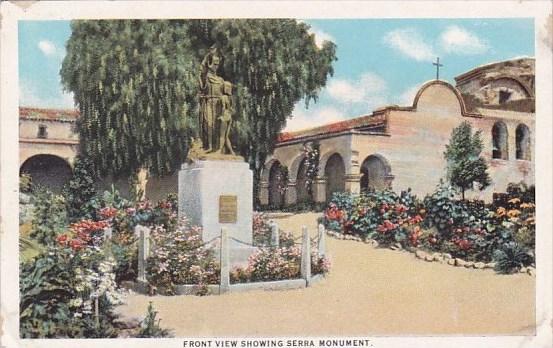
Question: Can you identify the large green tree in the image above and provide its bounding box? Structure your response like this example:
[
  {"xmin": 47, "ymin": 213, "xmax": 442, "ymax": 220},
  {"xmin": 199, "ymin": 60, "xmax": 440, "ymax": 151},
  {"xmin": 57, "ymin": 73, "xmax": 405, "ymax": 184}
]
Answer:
[
  {"xmin": 61, "ymin": 20, "xmax": 336, "ymax": 196},
  {"xmin": 444, "ymin": 121, "xmax": 491, "ymax": 200}
]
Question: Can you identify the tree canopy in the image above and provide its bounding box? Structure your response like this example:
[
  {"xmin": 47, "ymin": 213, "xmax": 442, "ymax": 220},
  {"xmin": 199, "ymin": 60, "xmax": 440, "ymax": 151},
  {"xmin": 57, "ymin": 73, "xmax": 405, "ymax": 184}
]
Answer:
[
  {"xmin": 444, "ymin": 121, "xmax": 491, "ymax": 200},
  {"xmin": 61, "ymin": 19, "xmax": 336, "ymax": 180}
]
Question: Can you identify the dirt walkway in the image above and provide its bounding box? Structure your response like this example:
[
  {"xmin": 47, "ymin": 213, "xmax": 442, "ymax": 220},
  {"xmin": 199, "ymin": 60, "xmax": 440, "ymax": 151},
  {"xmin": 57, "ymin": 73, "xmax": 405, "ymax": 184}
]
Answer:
[{"xmin": 116, "ymin": 213, "xmax": 535, "ymax": 336}]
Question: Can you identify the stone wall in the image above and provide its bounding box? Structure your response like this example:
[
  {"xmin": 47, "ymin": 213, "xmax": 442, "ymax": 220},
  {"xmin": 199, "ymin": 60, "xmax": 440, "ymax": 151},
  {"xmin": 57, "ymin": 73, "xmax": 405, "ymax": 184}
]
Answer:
[
  {"xmin": 19, "ymin": 118, "xmax": 78, "ymax": 142},
  {"xmin": 260, "ymin": 133, "xmax": 352, "ymax": 205},
  {"xmin": 267, "ymin": 81, "xmax": 535, "ymax": 205}
]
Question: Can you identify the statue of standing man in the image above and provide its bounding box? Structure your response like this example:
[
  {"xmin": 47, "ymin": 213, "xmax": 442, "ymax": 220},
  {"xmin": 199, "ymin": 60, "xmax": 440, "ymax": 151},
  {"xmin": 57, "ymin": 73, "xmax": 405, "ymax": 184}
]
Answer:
[{"xmin": 198, "ymin": 46, "xmax": 235, "ymax": 156}]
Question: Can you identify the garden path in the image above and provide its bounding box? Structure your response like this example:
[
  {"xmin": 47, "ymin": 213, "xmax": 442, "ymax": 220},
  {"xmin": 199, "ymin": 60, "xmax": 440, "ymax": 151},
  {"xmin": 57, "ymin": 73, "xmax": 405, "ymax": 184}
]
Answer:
[{"xmin": 116, "ymin": 212, "xmax": 535, "ymax": 336}]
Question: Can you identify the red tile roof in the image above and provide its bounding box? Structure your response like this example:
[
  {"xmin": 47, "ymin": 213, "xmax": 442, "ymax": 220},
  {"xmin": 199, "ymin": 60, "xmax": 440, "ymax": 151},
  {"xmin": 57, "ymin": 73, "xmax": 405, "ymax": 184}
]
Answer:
[
  {"xmin": 19, "ymin": 107, "xmax": 79, "ymax": 121},
  {"xmin": 278, "ymin": 113, "xmax": 387, "ymax": 143}
]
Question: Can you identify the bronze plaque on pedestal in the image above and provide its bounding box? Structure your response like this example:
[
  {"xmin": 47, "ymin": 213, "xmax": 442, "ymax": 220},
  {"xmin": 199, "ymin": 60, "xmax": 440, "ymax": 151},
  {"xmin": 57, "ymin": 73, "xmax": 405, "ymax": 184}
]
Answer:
[{"xmin": 219, "ymin": 195, "xmax": 238, "ymax": 223}]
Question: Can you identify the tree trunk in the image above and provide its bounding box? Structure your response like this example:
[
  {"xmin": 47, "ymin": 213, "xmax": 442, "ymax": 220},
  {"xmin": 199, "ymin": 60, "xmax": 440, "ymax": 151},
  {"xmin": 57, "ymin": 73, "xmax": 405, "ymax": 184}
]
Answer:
[{"xmin": 461, "ymin": 188, "xmax": 465, "ymax": 201}]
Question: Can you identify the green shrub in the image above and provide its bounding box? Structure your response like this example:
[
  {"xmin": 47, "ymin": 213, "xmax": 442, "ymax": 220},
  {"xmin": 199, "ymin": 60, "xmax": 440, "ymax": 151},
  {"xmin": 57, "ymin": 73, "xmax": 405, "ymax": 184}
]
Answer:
[
  {"xmin": 135, "ymin": 302, "xmax": 172, "ymax": 338},
  {"xmin": 30, "ymin": 188, "xmax": 68, "ymax": 246},
  {"xmin": 64, "ymin": 156, "xmax": 98, "ymax": 221},
  {"xmin": 20, "ymin": 239, "xmax": 121, "ymax": 338},
  {"xmin": 423, "ymin": 183, "xmax": 462, "ymax": 236},
  {"xmin": 20, "ymin": 173, "xmax": 33, "ymax": 193},
  {"xmin": 493, "ymin": 241, "xmax": 533, "ymax": 274},
  {"xmin": 328, "ymin": 191, "xmax": 357, "ymax": 212},
  {"xmin": 324, "ymin": 189, "xmax": 423, "ymax": 247},
  {"xmin": 146, "ymin": 221, "xmax": 220, "ymax": 294}
]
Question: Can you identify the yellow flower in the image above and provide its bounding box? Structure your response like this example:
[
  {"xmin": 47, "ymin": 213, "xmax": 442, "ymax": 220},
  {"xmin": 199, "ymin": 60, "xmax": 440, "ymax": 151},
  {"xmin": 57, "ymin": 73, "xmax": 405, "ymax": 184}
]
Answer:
[
  {"xmin": 508, "ymin": 198, "xmax": 521, "ymax": 204},
  {"xmin": 507, "ymin": 209, "xmax": 521, "ymax": 218},
  {"xmin": 520, "ymin": 202, "xmax": 535, "ymax": 209},
  {"xmin": 496, "ymin": 207, "xmax": 507, "ymax": 217}
]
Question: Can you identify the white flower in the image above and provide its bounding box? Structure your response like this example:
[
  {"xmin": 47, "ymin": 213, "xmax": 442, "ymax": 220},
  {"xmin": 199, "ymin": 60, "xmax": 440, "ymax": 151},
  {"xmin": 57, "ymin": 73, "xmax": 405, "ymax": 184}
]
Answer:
[
  {"xmin": 82, "ymin": 300, "xmax": 93, "ymax": 314},
  {"xmin": 69, "ymin": 297, "xmax": 83, "ymax": 308}
]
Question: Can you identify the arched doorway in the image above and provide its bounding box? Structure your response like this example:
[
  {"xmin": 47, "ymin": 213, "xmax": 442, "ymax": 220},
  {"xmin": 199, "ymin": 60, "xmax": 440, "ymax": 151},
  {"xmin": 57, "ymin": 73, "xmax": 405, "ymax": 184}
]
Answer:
[
  {"xmin": 268, "ymin": 160, "xmax": 285, "ymax": 208},
  {"xmin": 296, "ymin": 158, "xmax": 311, "ymax": 203},
  {"xmin": 324, "ymin": 153, "xmax": 345, "ymax": 201},
  {"xmin": 20, "ymin": 154, "xmax": 73, "ymax": 193},
  {"xmin": 492, "ymin": 121, "xmax": 509, "ymax": 160},
  {"xmin": 516, "ymin": 123, "xmax": 530, "ymax": 160},
  {"xmin": 360, "ymin": 154, "xmax": 392, "ymax": 191}
]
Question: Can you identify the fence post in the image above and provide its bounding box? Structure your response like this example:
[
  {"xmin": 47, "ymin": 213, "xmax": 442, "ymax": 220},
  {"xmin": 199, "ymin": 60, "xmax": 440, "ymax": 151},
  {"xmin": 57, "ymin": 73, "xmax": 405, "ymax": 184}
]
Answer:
[
  {"xmin": 300, "ymin": 226, "xmax": 311, "ymax": 286},
  {"xmin": 318, "ymin": 224, "xmax": 326, "ymax": 257},
  {"xmin": 94, "ymin": 295, "xmax": 100, "ymax": 328},
  {"xmin": 270, "ymin": 221, "xmax": 279, "ymax": 247},
  {"xmin": 220, "ymin": 228, "xmax": 230, "ymax": 294},
  {"xmin": 137, "ymin": 225, "xmax": 151, "ymax": 285},
  {"xmin": 103, "ymin": 227, "xmax": 113, "ymax": 241}
]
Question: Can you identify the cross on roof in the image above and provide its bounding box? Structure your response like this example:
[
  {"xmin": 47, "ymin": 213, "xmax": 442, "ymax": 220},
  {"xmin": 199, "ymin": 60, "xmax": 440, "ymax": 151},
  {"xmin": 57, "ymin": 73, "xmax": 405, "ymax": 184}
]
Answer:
[{"xmin": 433, "ymin": 57, "xmax": 443, "ymax": 80}]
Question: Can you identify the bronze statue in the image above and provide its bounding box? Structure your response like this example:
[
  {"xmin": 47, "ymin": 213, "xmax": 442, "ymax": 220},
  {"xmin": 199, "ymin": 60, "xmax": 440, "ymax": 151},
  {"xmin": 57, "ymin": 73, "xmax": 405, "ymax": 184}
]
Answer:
[{"xmin": 198, "ymin": 46, "xmax": 235, "ymax": 155}]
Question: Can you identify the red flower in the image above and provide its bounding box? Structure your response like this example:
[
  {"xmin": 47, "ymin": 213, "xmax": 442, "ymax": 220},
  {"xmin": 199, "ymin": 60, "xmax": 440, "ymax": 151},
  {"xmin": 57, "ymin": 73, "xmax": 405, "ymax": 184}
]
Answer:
[
  {"xmin": 158, "ymin": 201, "xmax": 172, "ymax": 210},
  {"xmin": 455, "ymin": 239, "xmax": 472, "ymax": 251},
  {"xmin": 70, "ymin": 239, "xmax": 83, "ymax": 251},
  {"xmin": 377, "ymin": 219, "xmax": 398, "ymax": 234},
  {"xmin": 325, "ymin": 206, "xmax": 344, "ymax": 222},
  {"xmin": 71, "ymin": 219, "xmax": 109, "ymax": 234},
  {"xmin": 56, "ymin": 234, "xmax": 68, "ymax": 246},
  {"xmin": 99, "ymin": 207, "xmax": 118, "ymax": 219},
  {"xmin": 409, "ymin": 226, "xmax": 422, "ymax": 246},
  {"xmin": 394, "ymin": 204, "xmax": 407, "ymax": 214}
]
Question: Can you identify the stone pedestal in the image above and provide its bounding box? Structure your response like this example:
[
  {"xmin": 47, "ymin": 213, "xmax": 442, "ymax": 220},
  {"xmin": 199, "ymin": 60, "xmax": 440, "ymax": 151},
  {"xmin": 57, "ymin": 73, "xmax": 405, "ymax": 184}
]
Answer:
[{"xmin": 178, "ymin": 159, "xmax": 255, "ymax": 266}]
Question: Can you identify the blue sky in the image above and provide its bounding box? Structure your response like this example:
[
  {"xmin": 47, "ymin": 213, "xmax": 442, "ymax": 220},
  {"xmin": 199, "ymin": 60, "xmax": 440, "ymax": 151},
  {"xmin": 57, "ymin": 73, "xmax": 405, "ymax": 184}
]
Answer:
[{"xmin": 19, "ymin": 19, "xmax": 534, "ymax": 130}]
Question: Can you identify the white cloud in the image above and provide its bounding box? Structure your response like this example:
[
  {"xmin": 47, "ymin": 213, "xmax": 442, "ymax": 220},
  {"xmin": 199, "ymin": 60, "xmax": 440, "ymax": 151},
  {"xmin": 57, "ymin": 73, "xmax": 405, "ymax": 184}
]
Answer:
[
  {"xmin": 38, "ymin": 40, "xmax": 57, "ymax": 57},
  {"xmin": 440, "ymin": 25, "xmax": 488, "ymax": 55},
  {"xmin": 298, "ymin": 20, "xmax": 335, "ymax": 49},
  {"xmin": 20, "ymin": 79, "xmax": 74, "ymax": 108},
  {"xmin": 395, "ymin": 84, "xmax": 422, "ymax": 106},
  {"xmin": 383, "ymin": 28, "xmax": 435, "ymax": 62},
  {"xmin": 284, "ymin": 105, "xmax": 347, "ymax": 132},
  {"xmin": 285, "ymin": 72, "xmax": 390, "ymax": 132},
  {"xmin": 311, "ymin": 28, "xmax": 335, "ymax": 49},
  {"xmin": 326, "ymin": 72, "xmax": 388, "ymax": 108}
]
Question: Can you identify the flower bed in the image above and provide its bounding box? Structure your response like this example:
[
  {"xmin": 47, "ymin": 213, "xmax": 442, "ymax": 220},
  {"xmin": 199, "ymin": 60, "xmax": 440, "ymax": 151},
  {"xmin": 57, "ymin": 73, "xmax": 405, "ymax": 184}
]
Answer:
[
  {"xmin": 323, "ymin": 183, "xmax": 535, "ymax": 274},
  {"xmin": 146, "ymin": 219, "xmax": 220, "ymax": 296},
  {"xmin": 19, "ymin": 188, "xmax": 178, "ymax": 337},
  {"xmin": 144, "ymin": 213, "xmax": 331, "ymax": 294}
]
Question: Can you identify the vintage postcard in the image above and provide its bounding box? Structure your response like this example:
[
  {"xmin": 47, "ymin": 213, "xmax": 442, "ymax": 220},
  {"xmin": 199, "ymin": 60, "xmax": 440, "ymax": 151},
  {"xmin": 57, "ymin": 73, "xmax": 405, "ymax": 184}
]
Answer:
[{"xmin": 1, "ymin": 1, "xmax": 552, "ymax": 348}]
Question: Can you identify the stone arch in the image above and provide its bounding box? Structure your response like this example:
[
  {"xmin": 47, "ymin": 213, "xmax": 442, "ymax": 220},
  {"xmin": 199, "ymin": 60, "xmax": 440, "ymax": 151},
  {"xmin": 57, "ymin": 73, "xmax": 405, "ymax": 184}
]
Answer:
[
  {"xmin": 492, "ymin": 121, "xmax": 509, "ymax": 160},
  {"xmin": 360, "ymin": 154, "xmax": 393, "ymax": 191},
  {"xmin": 261, "ymin": 158, "xmax": 279, "ymax": 183},
  {"xmin": 296, "ymin": 158, "xmax": 311, "ymax": 203},
  {"xmin": 324, "ymin": 153, "xmax": 345, "ymax": 201},
  {"xmin": 267, "ymin": 160, "xmax": 285, "ymax": 208},
  {"xmin": 20, "ymin": 154, "xmax": 73, "ymax": 193},
  {"xmin": 516, "ymin": 123, "xmax": 531, "ymax": 160},
  {"xmin": 411, "ymin": 80, "xmax": 468, "ymax": 114},
  {"xmin": 488, "ymin": 75, "xmax": 534, "ymax": 98},
  {"xmin": 288, "ymin": 153, "xmax": 307, "ymax": 182},
  {"xmin": 318, "ymin": 150, "xmax": 348, "ymax": 175}
]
